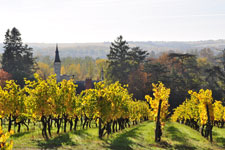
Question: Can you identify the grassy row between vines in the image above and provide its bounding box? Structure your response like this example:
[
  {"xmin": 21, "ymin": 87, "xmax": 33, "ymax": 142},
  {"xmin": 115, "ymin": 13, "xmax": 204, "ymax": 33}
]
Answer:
[{"xmin": 4, "ymin": 121, "xmax": 225, "ymax": 150}]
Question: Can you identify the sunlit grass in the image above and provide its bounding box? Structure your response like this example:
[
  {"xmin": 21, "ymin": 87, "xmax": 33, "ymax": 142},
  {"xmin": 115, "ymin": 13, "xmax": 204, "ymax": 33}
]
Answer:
[{"xmin": 3, "ymin": 121, "xmax": 225, "ymax": 150}]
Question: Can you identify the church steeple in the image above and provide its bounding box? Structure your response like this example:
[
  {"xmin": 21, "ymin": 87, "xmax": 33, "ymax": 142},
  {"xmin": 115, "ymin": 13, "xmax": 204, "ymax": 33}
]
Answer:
[
  {"xmin": 54, "ymin": 44, "xmax": 61, "ymax": 82},
  {"xmin": 54, "ymin": 44, "xmax": 61, "ymax": 62},
  {"xmin": 100, "ymin": 68, "xmax": 104, "ymax": 81}
]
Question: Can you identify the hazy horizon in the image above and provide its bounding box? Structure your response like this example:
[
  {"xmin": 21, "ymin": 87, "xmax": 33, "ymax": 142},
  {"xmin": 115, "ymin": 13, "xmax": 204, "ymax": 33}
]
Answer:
[
  {"xmin": 1, "ymin": 0, "xmax": 225, "ymax": 43},
  {"xmin": 1, "ymin": 38, "xmax": 225, "ymax": 44}
]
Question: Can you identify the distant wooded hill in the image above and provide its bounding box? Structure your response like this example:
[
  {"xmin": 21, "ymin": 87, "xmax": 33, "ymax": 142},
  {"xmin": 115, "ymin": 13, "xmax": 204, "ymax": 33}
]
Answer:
[{"xmin": 0, "ymin": 40, "xmax": 225, "ymax": 58}]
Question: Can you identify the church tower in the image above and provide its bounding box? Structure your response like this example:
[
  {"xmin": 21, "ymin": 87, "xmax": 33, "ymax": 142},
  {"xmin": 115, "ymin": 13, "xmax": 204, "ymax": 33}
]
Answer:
[
  {"xmin": 54, "ymin": 44, "xmax": 61, "ymax": 82},
  {"xmin": 100, "ymin": 68, "xmax": 104, "ymax": 81}
]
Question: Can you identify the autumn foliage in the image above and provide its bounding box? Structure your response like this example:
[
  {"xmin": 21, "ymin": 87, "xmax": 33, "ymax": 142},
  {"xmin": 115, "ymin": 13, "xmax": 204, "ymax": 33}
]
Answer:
[{"xmin": 0, "ymin": 69, "xmax": 11, "ymax": 87}]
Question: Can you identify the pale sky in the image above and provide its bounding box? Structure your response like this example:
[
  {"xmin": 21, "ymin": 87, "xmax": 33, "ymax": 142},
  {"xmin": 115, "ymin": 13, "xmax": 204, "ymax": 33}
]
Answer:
[{"xmin": 0, "ymin": 0, "xmax": 225, "ymax": 43}]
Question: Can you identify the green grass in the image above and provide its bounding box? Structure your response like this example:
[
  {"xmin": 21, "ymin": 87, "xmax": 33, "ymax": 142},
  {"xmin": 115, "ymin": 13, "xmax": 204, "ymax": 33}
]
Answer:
[
  {"xmin": 7, "ymin": 121, "xmax": 225, "ymax": 150},
  {"xmin": 163, "ymin": 122, "xmax": 224, "ymax": 150},
  {"xmin": 213, "ymin": 126, "xmax": 225, "ymax": 147}
]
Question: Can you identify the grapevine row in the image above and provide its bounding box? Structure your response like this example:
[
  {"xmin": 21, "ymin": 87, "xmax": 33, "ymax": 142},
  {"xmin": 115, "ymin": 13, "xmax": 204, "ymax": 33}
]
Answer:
[
  {"xmin": 171, "ymin": 89, "xmax": 225, "ymax": 142},
  {"xmin": 0, "ymin": 74, "xmax": 155, "ymax": 140},
  {"xmin": 0, "ymin": 74, "xmax": 171, "ymax": 149}
]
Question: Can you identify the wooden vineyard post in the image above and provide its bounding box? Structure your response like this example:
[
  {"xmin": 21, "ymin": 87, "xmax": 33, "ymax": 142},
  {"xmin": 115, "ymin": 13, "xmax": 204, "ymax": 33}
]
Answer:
[
  {"xmin": 155, "ymin": 99, "xmax": 162, "ymax": 142},
  {"xmin": 206, "ymin": 104, "xmax": 213, "ymax": 143},
  {"xmin": 99, "ymin": 117, "xmax": 102, "ymax": 138}
]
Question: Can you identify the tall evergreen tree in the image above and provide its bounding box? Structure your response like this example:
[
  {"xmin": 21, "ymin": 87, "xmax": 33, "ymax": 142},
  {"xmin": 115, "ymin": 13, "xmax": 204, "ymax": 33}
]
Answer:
[
  {"xmin": 106, "ymin": 35, "xmax": 148, "ymax": 85},
  {"xmin": 1, "ymin": 27, "xmax": 36, "ymax": 86},
  {"xmin": 128, "ymin": 46, "xmax": 149, "ymax": 70},
  {"xmin": 106, "ymin": 35, "xmax": 131, "ymax": 84}
]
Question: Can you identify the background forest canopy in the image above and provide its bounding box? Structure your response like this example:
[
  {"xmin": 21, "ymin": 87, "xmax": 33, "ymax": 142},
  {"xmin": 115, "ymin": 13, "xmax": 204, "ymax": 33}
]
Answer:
[
  {"xmin": 0, "ymin": 29, "xmax": 224, "ymax": 111},
  {"xmin": 0, "ymin": 39, "xmax": 224, "ymax": 81},
  {"xmin": 35, "ymin": 37, "xmax": 225, "ymax": 110}
]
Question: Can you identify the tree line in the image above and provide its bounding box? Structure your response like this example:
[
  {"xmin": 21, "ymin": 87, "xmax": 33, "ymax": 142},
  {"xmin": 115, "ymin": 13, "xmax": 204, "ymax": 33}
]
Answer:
[
  {"xmin": 105, "ymin": 36, "xmax": 225, "ymax": 110},
  {"xmin": 36, "ymin": 56, "xmax": 106, "ymax": 81},
  {"xmin": 0, "ymin": 28, "xmax": 224, "ymax": 110}
]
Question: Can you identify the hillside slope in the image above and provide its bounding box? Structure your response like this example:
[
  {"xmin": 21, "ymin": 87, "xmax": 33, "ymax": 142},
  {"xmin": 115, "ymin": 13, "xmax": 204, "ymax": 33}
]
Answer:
[{"xmin": 11, "ymin": 121, "xmax": 225, "ymax": 150}]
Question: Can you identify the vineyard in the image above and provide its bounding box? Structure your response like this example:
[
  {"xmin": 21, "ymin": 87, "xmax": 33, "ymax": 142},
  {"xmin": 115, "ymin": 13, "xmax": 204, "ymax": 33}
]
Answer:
[{"xmin": 0, "ymin": 74, "xmax": 224, "ymax": 149}]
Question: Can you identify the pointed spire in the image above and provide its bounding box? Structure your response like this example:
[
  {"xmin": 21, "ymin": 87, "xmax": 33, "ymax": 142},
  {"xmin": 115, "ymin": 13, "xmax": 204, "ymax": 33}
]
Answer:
[{"xmin": 54, "ymin": 43, "xmax": 61, "ymax": 62}]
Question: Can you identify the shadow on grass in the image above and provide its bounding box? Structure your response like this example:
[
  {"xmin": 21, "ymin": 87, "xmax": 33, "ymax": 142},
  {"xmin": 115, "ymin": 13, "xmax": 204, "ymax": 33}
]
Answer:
[
  {"xmin": 174, "ymin": 144, "xmax": 197, "ymax": 150},
  {"xmin": 149, "ymin": 141, "xmax": 172, "ymax": 149},
  {"xmin": 72, "ymin": 129, "xmax": 90, "ymax": 135},
  {"xmin": 35, "ymin": 133, "xmax": 76, "ymax": 149},
  {"xmin": 166, "ymin": 126, "xmax": 196, "ymax": 150},
  {"xmin": 107, "ymin": 125, "xmax": 145, "ymax": 150},
  {"xmin": 11, "ymin": 131, "xmax": 30, "ymax": 138},
  {"xmin": 71, "ymin": 129, "xmax": 94, "ymax": 139},
  {"xmin": 212, "ymin": 131, "xmax": 219, "ymax": 136},
  {"xmin": 166, "ymin": 126, "xmax": 187, "ymax": 143},
  {"xmin": 215, "ymin": 137, "xmax": 225, "ymax": 147}
]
